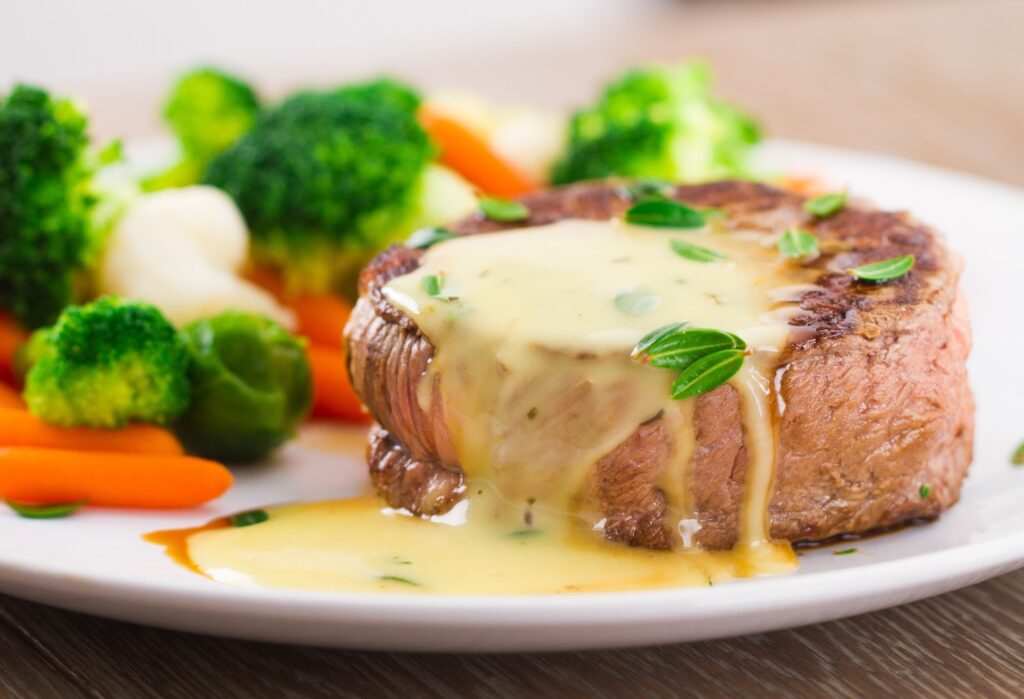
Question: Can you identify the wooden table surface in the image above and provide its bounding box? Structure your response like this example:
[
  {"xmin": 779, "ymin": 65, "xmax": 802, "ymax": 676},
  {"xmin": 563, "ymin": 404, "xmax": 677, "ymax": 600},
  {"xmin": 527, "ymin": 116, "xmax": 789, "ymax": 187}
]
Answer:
[{"xmin": 4, "ymin": 0, "xmax": 1024, "ymax": 696}]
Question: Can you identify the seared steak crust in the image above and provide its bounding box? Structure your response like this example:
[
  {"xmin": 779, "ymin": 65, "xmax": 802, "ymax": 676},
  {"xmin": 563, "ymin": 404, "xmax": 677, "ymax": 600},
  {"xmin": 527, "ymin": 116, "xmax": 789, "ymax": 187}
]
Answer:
[{"xmin": 346, "ymin": 180, "xmax": 973, "ymax": 549}]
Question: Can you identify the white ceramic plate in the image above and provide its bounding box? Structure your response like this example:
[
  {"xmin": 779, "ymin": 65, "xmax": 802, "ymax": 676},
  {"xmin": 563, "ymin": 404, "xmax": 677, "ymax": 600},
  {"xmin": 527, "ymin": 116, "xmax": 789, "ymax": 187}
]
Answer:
[{"xmin": 1, "ymin": 140, "xmax": 1022, "ymax": 652}]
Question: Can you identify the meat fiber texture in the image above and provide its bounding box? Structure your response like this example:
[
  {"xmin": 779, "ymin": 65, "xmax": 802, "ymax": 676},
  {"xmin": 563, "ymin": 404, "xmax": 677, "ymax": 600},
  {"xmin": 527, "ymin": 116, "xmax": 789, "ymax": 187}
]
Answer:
[{"xmin": 346, "ymin": 181, "xmax": 973, "ymax": 550}]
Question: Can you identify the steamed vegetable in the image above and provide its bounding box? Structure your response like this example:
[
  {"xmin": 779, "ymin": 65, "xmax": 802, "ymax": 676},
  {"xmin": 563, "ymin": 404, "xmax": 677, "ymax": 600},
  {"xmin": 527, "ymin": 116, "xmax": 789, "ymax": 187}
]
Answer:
[
  {"xmin": 0, "ymin": 313, "xmax": 28, "ymax": 384},
  {"xmin": 0, "ymin": 86, "xmax": 97, "ymax": 328},
  {"xmin": 0, "ymin": 410, "xmax": 183, "ymax": 455},
  {"xmin": 176, "ymin": 311, "xmax": 312, "ymax": 462},
  {"xmin": 99, "ymin": 186, "xmax": 293, "ymax": 327},
  {"xmin": 203, "ymin": 81, "xmax": 438, "ymax": 293},
  {"xmin": 12, "ymin": 327, "xmax": 51, "ymax": 382},
  {"xmin": 0, "ymin": 447, "xmax": 232, "ymax": 508},
  {"xmin": 422, "ymin": 92, "xmax": 565, "ymax": 186},
  {"xmin": 0, "ymin": 384, "xmax": 23, "ymax": 410},
  {"xmin": 144, "ymin": 67, "xmax": 260, "ymax": 191},
  {"xmin": 419, "ymin": 105, "xmax": 535, "ymax": 198},
  {"xmin": 23, "ymin": 297, "xmax": 190, "ymax": 428},
  {"xmin": 551, "ymin": 61, "xmax": 760, "ymax": 185},
  {"xmin": 307, "ymin": 344, "xmax": 368, "ymax": 422}
]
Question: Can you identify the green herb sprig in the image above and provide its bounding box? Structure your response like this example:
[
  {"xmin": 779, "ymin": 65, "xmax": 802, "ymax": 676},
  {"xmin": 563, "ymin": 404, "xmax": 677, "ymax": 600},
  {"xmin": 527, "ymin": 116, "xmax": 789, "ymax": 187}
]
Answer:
[
  {"xmin": 625, "ymin": 199, "xmax": 706, "ymax": 229},
  {"xmin": 632, "ymin": 325, "xmax": 746, "ymax": 370},
  {"xmin": 804, "ymin": 191, "xmax": 847, "ymax": 218},
  {"xmin": 777, "ymin": 229, "xmax": 819, "ymax": 259},
  {"xmin": 671, "ymin": 349, "xmax": 745, "ymax": 399},
  {"xmin": 479, "ymin": 197, "xmax": 529, "ymax": 222},
  {"xmin": 848, "ymin": 255, "xmax": 915, "ymax": 282},
  {"xmin": 632, "ymin": 324, "xmax": 747, "ymax": 399},
  {"xmin": 919, "ymin": 484, "xmax": 932, "ymax": 499},
  {"xmin": 6, "ymin": 499, "xmax": 87, "ymax": 519}
]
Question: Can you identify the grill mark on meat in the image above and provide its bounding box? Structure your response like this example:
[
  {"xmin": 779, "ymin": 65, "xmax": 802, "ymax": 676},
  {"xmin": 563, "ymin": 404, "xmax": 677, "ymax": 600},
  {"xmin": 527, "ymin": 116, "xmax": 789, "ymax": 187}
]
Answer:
[{"xmin": 347, "ymin": 180, "xmax": 973, "ymax": 550}]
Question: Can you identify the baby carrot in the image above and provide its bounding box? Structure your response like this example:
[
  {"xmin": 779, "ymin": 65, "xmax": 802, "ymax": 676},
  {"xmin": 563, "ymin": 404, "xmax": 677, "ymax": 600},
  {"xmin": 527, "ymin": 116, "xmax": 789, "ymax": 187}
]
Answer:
[
  {"xmin": 419, "ymin": 106, "xmax": 536, "ymax": 199},
  {"xmin": 0, "ymin": 313, "xmax": 27, "ymax": 385},
  {"xmin": 0, "ymin": 448, "xmax": 233, "ymax": 508},
  {"xmin": 0, "ymin": 384, "xmax": 24, "ymax": 410},
  {"xmin": 246, "ymin": 266, "xmax": 352, "ymax": 348},
  {"xmin": 0, "ymin": 410, "xmax": 183, "ymax": 455},
  {"xmin": 291, "ymin": 293, "xmax": 352, "ymax": 348},
  {"xmin": 307, "ymin": 344, "xmax": 369, "ymax": 423}
]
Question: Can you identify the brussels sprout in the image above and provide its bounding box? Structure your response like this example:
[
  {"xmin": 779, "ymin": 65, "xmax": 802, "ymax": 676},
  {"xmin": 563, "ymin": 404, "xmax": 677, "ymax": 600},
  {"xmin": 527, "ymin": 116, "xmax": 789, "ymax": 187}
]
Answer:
[{"xmin": 176, "ymin": 311, "xmax": 312, "ymax": 463}]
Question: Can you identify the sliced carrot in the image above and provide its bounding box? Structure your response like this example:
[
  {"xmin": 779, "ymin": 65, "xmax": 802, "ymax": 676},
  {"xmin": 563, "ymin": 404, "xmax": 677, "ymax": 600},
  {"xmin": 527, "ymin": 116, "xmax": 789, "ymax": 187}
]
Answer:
[
  {"xmin": 307, "ymin": 344, "xmax": 369, "ymax": 423},
  {"xmin": 0, "ymin": 313, "xmax": 27, "ymax": 386},
  {"xmin": 419, "ymin": 106, "xmax": 535, "ymax": 199},
  {"xmin": 246, "ymin": 266, "xmax": 353, "ymax": 348},
  {"xmin": 291, "ymin": 294, "xmax": 352, "ymax": 348},
  {"xmin": 780, "ymin": 175, "xmax": 828, "ymax": 197},
  {"xmin": 0, "ymin": 384, "xmax": 24, "ymax": 410},
  {"xmin": 0, "ymin": 410, "xmax": 183, "ymax": 455},
  {"xmin": 0, "ymin": 447, "xmax": 232, "ymax": 508}
]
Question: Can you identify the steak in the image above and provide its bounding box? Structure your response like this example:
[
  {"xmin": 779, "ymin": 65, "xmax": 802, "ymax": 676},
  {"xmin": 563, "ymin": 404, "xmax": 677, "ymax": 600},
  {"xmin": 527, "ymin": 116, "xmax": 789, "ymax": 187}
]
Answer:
[{"xmin": 346, "ymin": 180, "xmax": 973, "ymax": 549}]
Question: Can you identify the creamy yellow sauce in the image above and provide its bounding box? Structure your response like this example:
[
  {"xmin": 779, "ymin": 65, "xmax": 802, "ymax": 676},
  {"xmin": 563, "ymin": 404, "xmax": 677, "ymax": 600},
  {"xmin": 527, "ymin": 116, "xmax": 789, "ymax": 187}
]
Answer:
[
  {"xmin": 383, "ymin": 220, "xmax": 812, "ymax": 547},
  {"xmin": 158, "ymin": 218, "xmax": 815, "ymax": 593},
  {"xmin": 181, "ymin": 489, "xmax": 796, "ymax": 594}
]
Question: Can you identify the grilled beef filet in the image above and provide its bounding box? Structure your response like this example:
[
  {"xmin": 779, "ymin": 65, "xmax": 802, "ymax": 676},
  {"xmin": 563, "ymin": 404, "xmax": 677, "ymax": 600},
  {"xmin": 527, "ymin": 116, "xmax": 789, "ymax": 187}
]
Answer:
[{"xmin": 346, "ymin": 181, "xmax": 973, "ymax": 549}]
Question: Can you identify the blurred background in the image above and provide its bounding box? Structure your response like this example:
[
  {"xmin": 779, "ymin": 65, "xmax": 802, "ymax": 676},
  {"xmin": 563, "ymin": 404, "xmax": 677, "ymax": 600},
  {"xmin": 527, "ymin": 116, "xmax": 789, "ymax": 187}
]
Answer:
[{"xmin": 3, "ymin": 0, "xmax": 1022, "ymax": 185}]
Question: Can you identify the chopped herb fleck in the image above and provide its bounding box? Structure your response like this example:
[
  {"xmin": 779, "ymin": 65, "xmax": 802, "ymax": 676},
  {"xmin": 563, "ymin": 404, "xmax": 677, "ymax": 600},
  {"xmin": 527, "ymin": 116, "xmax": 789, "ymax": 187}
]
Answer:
[
  {"xmin": 834, "ymin": 547, "xmax": 859, "ymax": 555},
  {"xmin": 406, "ymin": 226, "xmax": 457, "ymax": 250},
  {"xmin": 421, "ymin": 273, "xmax": 455, "ymax": 301},
  {"xmin": 670, "ymin": 238, "xmax": 726, "ymax": 263},
  {"xmin": 504, "ymin": 529, "xmax": 544, "ymax": 539},
  {"xmin": 848, "ymin": 255, "xmax": 915, "ymax": 282},
  {"xmin": 231, "ymin": 510, "xmax": 269, "ymax": 528},
  {"xmin": 919, "ymin": 483, "xmax": 932, "ymax": 499},
  {"xmin": 526, "ymin": 407, "xmax": 538, "ymax": 420},
  {"xmin": 6, "ymin": 499, "xmax": 87, "ymax": 520},
  {"xmin": 622, "ymin": 178, "xmax": 674, "ymax": 202},
  {"xmin": 625, "ymin": 199, "xmax": 706, "ymax": 229},
  {"xmin": 378, "ymin": 575, "xmax": 421, "ymax": 586},
  {"xmin": 777, "ymin": 228, "xmax": 819, "ymax": 259},
  {"xmin": 479, "ymin": 196, "xmax": 529, "ymax": 222},
  {"xmin": 804, "ymin": 191, "xmax": 847, "ymax": 218},
  {"xmin": 614, "ymin": 290, "xmax": 662, "ymax": 316}
]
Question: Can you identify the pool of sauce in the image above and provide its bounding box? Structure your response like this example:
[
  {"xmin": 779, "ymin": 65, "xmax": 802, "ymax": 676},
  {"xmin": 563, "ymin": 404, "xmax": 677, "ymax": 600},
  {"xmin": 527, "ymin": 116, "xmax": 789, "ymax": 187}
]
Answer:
[{"xmin": 149, "ymin": 217, "xmax": 817, "ymax": 594}]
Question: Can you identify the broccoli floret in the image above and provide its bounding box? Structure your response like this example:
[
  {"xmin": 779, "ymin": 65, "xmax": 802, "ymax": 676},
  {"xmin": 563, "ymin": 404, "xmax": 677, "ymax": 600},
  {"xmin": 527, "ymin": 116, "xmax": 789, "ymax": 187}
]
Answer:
[
  {"xmin": 334, "ymin": 77, "xmax": 421, "ymax": 114},
  {"xmin": 144, "ymin": 67, "xmax": 260, "ymax": 191},
  {"xmin": 0, "ymin": 85, "xmax": 95, "ymax": 329},
  {"xmin": 203, "ymin": 79, "xmax": 434, "ymax": 292},
  {"xmin": 12, "ymin": 327, "xmax": 53, "ymax": 381},
  {"xmin": 24, "ymin": 297, "xmax": 190, "ymax": 428},
  {"xmin": 551, "ymin": 61, "xmax": 761, "ymax": 185}
]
